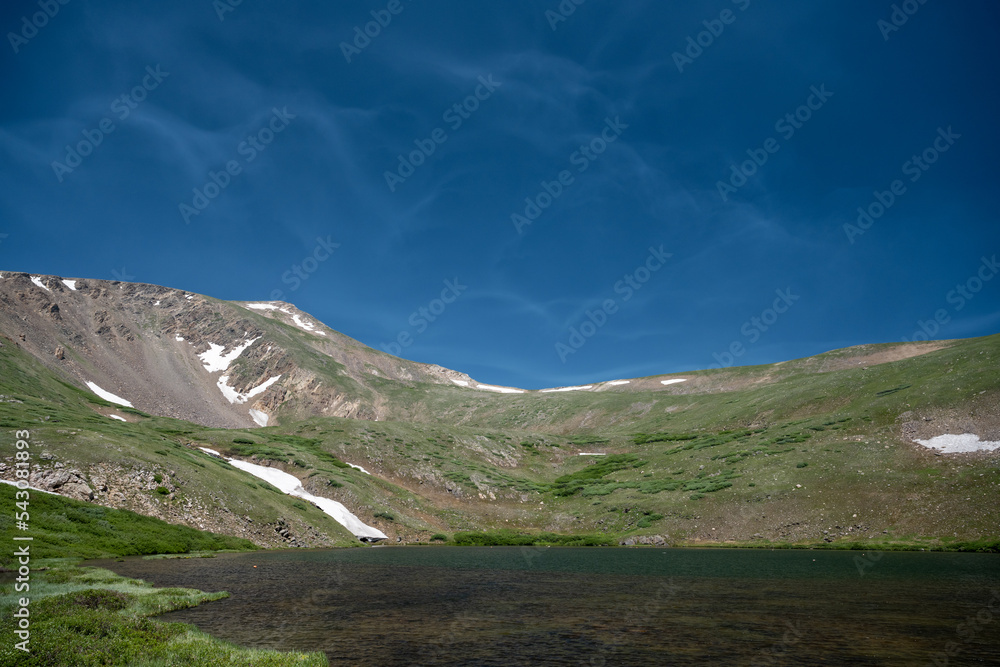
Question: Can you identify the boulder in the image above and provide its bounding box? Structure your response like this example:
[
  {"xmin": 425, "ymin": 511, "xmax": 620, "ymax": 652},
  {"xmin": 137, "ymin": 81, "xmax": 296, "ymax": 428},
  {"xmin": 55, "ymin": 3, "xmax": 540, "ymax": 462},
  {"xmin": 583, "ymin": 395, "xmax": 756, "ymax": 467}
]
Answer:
[{"xmin": 31, "ymin": 468, "xmax": 93, "ymax": 501}]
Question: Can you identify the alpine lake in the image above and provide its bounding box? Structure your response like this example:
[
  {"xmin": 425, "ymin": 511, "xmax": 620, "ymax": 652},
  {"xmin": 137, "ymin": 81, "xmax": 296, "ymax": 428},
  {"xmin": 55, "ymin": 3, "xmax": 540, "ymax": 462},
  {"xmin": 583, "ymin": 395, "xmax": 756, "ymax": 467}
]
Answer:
[{"xmin": 93, "ymin": 546, "xmax": 1000, "ymax": 665}]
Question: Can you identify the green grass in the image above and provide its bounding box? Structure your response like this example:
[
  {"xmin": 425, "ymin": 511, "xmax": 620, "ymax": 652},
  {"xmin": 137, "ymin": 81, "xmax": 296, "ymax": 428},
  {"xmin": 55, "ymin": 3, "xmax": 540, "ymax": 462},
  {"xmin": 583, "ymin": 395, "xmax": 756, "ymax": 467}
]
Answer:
[
  {"xmin": 0, "ymin": 485, "xmax": 256, "ymax": 567},
  {"xmin": 549, "ymin": 454, "xmax": 644, "ymax": 497},
  {"xmin": 0, "ymin": 562, "xmax": 327, "ymax": 666},
  {"xmin": 451, "ymin": 529, "xmax": 616, "ymax": 547}
]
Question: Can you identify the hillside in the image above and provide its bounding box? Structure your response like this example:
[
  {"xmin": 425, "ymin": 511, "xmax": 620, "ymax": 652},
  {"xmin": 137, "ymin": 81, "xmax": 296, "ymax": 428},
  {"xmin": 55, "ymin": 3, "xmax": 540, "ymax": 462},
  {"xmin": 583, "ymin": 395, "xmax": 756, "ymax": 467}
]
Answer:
[{"xmin": 1, "ymin": 271, "xmax": 998, "ymax": 550}]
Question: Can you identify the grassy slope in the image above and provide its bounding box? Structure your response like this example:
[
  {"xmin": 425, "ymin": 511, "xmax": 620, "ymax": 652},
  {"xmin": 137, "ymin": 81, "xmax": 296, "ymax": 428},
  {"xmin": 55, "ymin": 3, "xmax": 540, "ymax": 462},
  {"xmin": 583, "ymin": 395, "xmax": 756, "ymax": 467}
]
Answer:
[
  {"xmin": 0, "ymin": 341, "xmax": 363, "ymax": 548},
  {"xmin": 253, "ymin": 335, "xmax": 1000, "ymax": 548},
  {"xmin": 0, "ymin": 484, "xmax": 256, "ymax": 567},
  {"xmin": 2, "ymin": 333, "xmax": 999, "ymax": 549}
]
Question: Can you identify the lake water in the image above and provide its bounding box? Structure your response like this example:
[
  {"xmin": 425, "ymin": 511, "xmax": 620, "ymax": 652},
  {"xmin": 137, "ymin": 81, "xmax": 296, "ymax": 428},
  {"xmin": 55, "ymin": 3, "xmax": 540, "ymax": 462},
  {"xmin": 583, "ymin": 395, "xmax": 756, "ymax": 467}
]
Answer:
[{"xmin": 94, "ymin": 547, "xmax": 1000, "ymax": 665}]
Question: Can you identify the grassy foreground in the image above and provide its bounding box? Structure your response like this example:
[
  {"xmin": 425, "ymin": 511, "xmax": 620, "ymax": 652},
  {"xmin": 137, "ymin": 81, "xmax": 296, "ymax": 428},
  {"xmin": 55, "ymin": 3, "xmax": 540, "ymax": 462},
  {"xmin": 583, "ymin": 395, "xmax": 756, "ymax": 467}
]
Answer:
[
  {"xmin": 0, "ymin": 487, "xmax": 325, "ymax": 665},
  {"xmin": 0, "ymin": 562, "xmax": 327, "ymax": 666}
]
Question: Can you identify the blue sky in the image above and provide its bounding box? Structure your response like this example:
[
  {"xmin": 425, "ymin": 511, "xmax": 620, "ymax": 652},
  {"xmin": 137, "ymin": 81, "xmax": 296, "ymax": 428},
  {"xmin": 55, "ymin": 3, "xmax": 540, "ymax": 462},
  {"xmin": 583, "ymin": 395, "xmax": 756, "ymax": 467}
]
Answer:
[{"xmin": 2, "ymin": 0, "xmax": 999, "ymax": 389}]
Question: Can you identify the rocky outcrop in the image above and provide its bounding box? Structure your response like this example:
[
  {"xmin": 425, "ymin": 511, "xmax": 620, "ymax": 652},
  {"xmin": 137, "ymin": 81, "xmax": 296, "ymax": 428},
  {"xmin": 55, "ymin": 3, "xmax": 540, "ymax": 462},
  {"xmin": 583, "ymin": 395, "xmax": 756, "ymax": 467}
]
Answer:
[
  {"xmin": 620, "ymin": 534, "xmax": 669, "ymax": 547},
  {"xmin": 30, "ymin": 467, "xmax": 93, "ymax": 501}
]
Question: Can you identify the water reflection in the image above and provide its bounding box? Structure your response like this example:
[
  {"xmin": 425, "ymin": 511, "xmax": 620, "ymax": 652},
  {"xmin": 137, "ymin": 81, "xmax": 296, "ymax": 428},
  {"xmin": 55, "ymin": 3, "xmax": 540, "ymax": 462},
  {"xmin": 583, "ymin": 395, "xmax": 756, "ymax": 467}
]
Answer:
[{"xmin": 95, "ymin": 547, "xmax": 1000, "ymax": 666}]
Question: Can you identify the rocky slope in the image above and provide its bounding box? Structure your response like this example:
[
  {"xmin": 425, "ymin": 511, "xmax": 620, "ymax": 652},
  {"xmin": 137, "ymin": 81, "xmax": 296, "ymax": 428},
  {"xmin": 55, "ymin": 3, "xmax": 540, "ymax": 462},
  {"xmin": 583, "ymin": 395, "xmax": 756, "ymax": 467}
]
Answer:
[{"xmin": 0, "ymin": 272, "xmax": 476, "ymax": 429}]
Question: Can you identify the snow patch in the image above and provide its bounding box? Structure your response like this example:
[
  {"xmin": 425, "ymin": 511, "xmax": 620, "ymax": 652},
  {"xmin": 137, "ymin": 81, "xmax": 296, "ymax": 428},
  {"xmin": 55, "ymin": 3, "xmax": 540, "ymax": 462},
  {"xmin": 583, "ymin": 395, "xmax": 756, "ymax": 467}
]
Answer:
[
  {"xmin": 227, "ymin": 459, "xmax": 387, "ymax": 540},
  {"xmin": 450, "ymin": 379, "xmax": 469, "ymax": 386},
  {"xmin": 31, "ymin": 276, "xmax": 50, "ymax": 291},
  {"xmin": 660, "ymin": 378, "xmax": 688, "ymax": 385},
  {"xmin": 199, "ymin": 447, "xmax": 223, "ymax": 458},
  {"xmin": 85, "ymin": 381, "xmax": 133, "ymax": 407},
  {"xmin": 291, "ymin": 313, "xmax": 326, "ymax": 336},
  {"xmin": 914, "ymin": 433, "xmax": 1000, "ymax": 454},
  {"xmin": 477, "ymin": 384, "xmax": 525, "ymax": 394},
  {"xmin": 61, "ymin": 279, "xmax": 77, "ymax": 291},
  {"xmin": 108, "ymin": 414, "xmax": 127, "ymax": 422},
  {"xmin": 249, "ymin": 408, "xmax": 269, "ymax": 427},
  {"xmin": 346, "ymin": 462, "xmax": 370, "ymax": 475},
  {"xmin": 175, "ymin": 335, "xmax": 184, "ymax": 342},
  {"xmin": 607, "ymin": 380, "xmax": 630, "ymax": 386},
  {"xmin": 246, "ymin": 375, "xmax": 281, "ymax": 399},
  {"xmin": 216, "ymin": 376, "xmax": 242, "ymax": 404},
  {"xmin": 245, "ymin": 303, "xmax": 279, "ymax": 311},
  {"xmin": 0, "ymin": 479, "xmax": 58, "ymax": 496},
  {"xmin": 197, "ymin": 338, "xmax": 259, "ymax": 373},
  {"xmin": 578, "ymin": 452, "xmax": 607, "ymax": 456},
  {"xmin": 217, "ymin": 375, "xmax": 281, "ymax": 405},
  {"xmin": 540, "ymin": 385, "xmax": 593, "ymax": 393}
]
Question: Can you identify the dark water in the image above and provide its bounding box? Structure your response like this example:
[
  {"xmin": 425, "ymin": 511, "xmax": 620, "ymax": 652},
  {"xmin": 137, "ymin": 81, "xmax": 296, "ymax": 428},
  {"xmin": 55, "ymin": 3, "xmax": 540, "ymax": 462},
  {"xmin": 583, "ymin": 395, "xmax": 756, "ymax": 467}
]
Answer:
[{"xmin": 93, "ymin": 547, "xmax": 1000, "ymax": 665}]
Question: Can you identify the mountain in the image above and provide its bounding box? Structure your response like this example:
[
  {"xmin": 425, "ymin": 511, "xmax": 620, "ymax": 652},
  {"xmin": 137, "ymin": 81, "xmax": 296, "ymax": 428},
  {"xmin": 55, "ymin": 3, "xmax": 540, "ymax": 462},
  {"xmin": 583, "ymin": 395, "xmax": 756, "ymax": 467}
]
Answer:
[
  {"xmin": 1, "ymin": 271, "xmax": 998, "ymax": 550},
  {"xmin": 0, "ymin": 272, "xmax": 487, "ymax": 430}
]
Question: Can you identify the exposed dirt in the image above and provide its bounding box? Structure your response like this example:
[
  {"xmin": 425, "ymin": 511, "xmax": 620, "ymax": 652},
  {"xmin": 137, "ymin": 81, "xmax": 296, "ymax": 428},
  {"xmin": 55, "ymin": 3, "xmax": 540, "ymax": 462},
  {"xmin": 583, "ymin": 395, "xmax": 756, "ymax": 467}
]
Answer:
[
  {"xmin": 898, "ymin": 390, "xmax": 1000, "ymax": 447},
  {"xmin": 0, "ymin": 272, "xmax": 475, "ymax": 430},
  {"xmin": 792, "ymin": 341, "xmax": 952, "ymax": 372}
]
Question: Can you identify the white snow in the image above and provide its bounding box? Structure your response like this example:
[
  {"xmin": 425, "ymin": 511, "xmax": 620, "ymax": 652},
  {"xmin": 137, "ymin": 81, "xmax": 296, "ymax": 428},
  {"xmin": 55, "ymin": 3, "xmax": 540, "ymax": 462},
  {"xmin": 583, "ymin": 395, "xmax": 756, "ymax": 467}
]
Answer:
[
  {"xmin": 0, "ymin": 479, "xmax": 59, "ymax": 496},
  {"xmin": 291, "ymin": 313, "xmax": 326, "ymax": 336},
  {"xmin": 175, "ymin": 335, "xmax": 184, "ymax": 342},
  {"xmin": 216, "ymin": 376, "xmax": 242, "ymax": 404},
  {"xmin": 914, "ymin": 433, "xmax": 1000, "ymax": 454},
  {"xmin": 578, "ymin": 452, "xmax": 607, "ymax": 456},
  {"xmin": 185, "ymin": 294, "xmax": 193, "ymax": 300},
  {"xmin": 451, "ymin": 379, "xmax": 469, "ymax": 386},
  {"xmin": 346, "ymin": 462, "xmax": 371, "ymax": 475},
  {"xmin": 246, "ymin": 375, "xmax": 281, "ymax": 399},
  {"xmin": 31, "ymin": 276, "xmax": 50, "ymax": 291},
  {"xmin": 85, "ymin": 381, "xmax": 134, "ymax": 407},
  {"xmin": 660, "ymin": 378, "xmax": 688, "ymax": 385},
  {"xmin": 607, "ymin": 380, "xmax": 630, "ymax": 386},
  {"xmin": 155, "ymin": 301, "xmax": 160, "ymax": 306},
  {"xmin": 197, "ymin": 338, "xmax": 259, "ymax": 373},
  {"xmin": 249, "ymin": 408, "xmax": 269, "ymax": 427},
  {"xmin": 245, "ymin": 303, "xmax": 280, "ymax": 311},
  {"xmin": 108, "ymin": 414, "xmax": 127, "ymax": 422},
  {"xmin": 227, "ymin": 459, "xmax": 387, "ymax": 540},
  {"xmin": 217, "ymin": 375, "xmax": 282, "ymax": 405},
  {"xmin": 62, "ymin": 279, "xmax": 77, "ymax": 291},
  {"xmin": 540, "ymin": 385, "xmax": 593, "ymax": 393},
  {"xmin": 198, "ymin": 447, "xmax": 223, "ymax": 458},
  {"xmin": 477, "ymin": 384, "xmax": 525, "ymax": 394}
]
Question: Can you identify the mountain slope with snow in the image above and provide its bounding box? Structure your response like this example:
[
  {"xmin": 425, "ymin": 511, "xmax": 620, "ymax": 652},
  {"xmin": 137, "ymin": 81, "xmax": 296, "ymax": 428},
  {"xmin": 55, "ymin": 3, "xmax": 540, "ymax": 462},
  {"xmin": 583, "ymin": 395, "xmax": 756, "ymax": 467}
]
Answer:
[{"xmin": 1, "ymin": 271, "xmax": 998, "ymax": 551}]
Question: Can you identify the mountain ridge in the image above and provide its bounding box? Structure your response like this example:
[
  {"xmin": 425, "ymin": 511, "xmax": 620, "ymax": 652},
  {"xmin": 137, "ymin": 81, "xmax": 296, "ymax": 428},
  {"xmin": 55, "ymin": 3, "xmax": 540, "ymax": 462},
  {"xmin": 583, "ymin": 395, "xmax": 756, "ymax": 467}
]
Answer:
[{"xmin": 1, "ymin": 270, "xmax": 998, "ymax": 551}]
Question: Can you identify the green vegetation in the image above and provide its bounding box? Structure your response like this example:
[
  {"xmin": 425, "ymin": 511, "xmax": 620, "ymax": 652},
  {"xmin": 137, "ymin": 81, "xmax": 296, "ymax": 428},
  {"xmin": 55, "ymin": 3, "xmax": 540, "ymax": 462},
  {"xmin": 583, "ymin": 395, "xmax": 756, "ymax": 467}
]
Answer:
[
  {"xmin": 451, "ymin": 530, "xmax": 615, "ymax": 547},
  {"xmin": 549, "ymin": 454, "xmax": 643, "ymax": 497},
  {"xmin": 0, "ymin": 485, "xmax": 255, "ymax": 567},
  {"xmin": 0, "ymin": 562, "xmax": 328, "ymax": 666}
]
